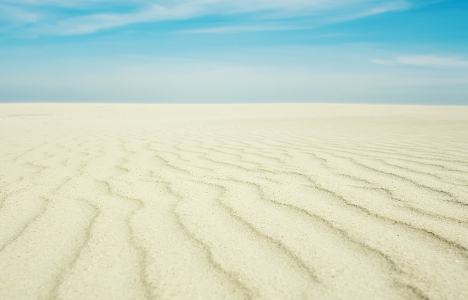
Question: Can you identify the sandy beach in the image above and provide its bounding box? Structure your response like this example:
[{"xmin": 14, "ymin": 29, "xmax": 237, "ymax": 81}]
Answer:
[{"xmin": 0, "ymin": 103, "xmax": 467, "ymax": 300}]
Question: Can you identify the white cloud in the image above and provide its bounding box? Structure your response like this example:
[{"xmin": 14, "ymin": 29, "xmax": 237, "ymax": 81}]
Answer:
[
  {"xmin": 1, "ymin": 0, "xmax": 413, "ymax": 35},
  {"xmin": 372, "ymin": 55, "xmax": 468, "ymax": 68},
  {"xmin": 179, "ymin": 1, "xmax": 410, "ymax": 34},
  {"xmin": 322, "ymin": 0, "xmax": 410, "ymax": 24},
  {"xmin": 0, "ymin": 0, "xmax": 131, "ymax": 7},
  {"xmin": 43, "ymin": 3, "xmax": 203, "ymax": 35},
  {"xmin": 0, "ymin": 4, "xmax": 41, "ymax": 24},
  {"xmin": 396, "ymin": 55, "xmax": 468, "ymax": 68}
]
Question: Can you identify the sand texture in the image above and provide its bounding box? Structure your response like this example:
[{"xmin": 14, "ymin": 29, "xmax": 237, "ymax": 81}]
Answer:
[{"xmin": 0, "ymin": 103, "xmax": 467, "ymax": 300}]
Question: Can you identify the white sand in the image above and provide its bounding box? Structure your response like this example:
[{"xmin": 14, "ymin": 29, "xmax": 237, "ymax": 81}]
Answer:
[{"xmin": 0, "ymin": 103, "xmax": 467, "ymax": 300}]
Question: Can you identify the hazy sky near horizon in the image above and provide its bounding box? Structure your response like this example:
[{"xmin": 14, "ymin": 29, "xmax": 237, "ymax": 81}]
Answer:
[{"xmin": 0, "ymin": 0, "xmax": 467, "ymax": 104}]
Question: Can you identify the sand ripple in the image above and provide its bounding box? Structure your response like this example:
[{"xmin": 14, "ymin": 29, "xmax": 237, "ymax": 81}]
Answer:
[{"xmin": 0, "ymin": 104, "xmax": 467, "ymax": 300}]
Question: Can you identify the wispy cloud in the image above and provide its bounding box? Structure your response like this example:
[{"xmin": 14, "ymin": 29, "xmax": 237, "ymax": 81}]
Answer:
[
  {"xmin": 1, "ymin": 0, "xmax": 414, "ymax": 35},
  {"xmin": 41, "ymin": 3, "xmax": 203, "ymax": 35},
  {"xmin": 321, "ymin": 0, "xmax": 410, "ymax": 24},
  {"xmin": 179, "ymin": 1, "xmax": 410, "ymax": 35},
  {"xmin": 0, "ymin": 3, "xmax": 41, "ymax": 28},
  {"xmin": 396, "ymin": 55, "xmax": 468, "ymax": 68},
  {"xmin": 371, "ymin": 55, "xmax": 468, "ymax": 68}
]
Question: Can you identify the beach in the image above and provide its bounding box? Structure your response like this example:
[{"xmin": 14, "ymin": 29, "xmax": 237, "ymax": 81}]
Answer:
[{"xmin": 0, "ymin": 103, "xmax": 467, "ymax": 300}]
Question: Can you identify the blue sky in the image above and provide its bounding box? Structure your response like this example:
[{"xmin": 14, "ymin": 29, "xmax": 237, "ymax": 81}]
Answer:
[{"xmin": 0, "ymin": 0, "xmax": 467, "ymax": 104}]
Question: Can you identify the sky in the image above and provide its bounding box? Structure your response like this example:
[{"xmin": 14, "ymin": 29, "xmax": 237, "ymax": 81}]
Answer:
[{"xmin": 0, "ymin": 0, "xmax": 467, "ymax": 104}]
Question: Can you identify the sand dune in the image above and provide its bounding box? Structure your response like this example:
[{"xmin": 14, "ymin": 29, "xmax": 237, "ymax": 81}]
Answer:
[{"xmin": 0, "ymin": 103, "xmax": 467, "ymax": 300}]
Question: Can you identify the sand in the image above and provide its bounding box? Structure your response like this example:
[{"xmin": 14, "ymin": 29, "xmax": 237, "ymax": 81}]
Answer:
[{"xmin": 0, "ymin": 103, "xmax": 467, "ymax": 300}]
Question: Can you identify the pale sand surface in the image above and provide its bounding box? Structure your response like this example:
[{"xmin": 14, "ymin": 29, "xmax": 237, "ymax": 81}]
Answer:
[{"xmin": 0, "ymin": 103, "xmax": 467, "ymax": 300}]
